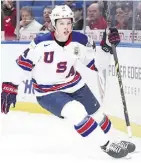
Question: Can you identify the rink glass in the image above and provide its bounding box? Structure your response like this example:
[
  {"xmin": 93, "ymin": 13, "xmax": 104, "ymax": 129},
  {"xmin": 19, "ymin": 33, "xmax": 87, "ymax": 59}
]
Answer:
[{"xmin": 1, "ymin": 0, "xmax": 141, "ymax": 43}]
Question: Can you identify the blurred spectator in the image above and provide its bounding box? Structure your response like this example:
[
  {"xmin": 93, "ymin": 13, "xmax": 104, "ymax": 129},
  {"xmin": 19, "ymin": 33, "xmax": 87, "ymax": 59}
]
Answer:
[
  {"xmin": 137, "ymin": 1, "xmax": 141, "ymax": 10},
  {"xmin": 1, "ymin": 10, "xmax": 4, "ymax": 31},
  {"xmin": 1, "ymin": 10, "xmax": 5, "ymax": 40},
  {"xmin": 40, "ymin": 6, "xmax": 53, "ymax": 31},
  {"xmin": 2, "ymin": 0, "xmax": 16, "ymax": 40},
  {"xmin": 15, "ymin": 6, "xmax": 42, "ymax": 40},
  {"xmin": 86, "ymin": 3, "xmax": 107, "ymax": 29},
  {"xmin": 73, "ymin": 3, "xmax": 83, "ymax": 30},
  {"xmin": 115, "ymin": 5, "xmax": 132, "ymax": 30},
  {"xmin": 135, "ymin": 2, "xmax": 141, "ymax": 30},
  {"xmin": 64, "ymin": 0, "xmax": 75, "ymax": 8},
  {"xmin": 124, "ymin": 2, "xmax": 133, "ymax": 18},
  {"xmin": 100, "ymin": 1, "xmax": 108, "ymax": 19},
  {"xmin": 123, "ymin": 3, "xmax": 133, "ymax": 29}
]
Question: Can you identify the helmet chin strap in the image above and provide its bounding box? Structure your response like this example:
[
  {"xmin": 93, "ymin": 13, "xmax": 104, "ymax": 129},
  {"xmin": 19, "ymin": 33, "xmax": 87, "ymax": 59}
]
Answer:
[
  {"xmin": 53, "ymin": 26, "xmax": 63, "ymax": 38},
  {"xmin": 54, "ymin": 27, "xmax": 60, "ymax": 36},
  {"xmin": 52, "ymin": 23, "xmax": 60, "ymax": 35}
]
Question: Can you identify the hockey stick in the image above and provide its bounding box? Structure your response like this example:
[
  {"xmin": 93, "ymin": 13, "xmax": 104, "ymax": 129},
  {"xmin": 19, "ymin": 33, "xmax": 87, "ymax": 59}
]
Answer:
[
  {"xmin": 105, "ymin": 2, "xmax": 132, "ymax": 137},
  {"xmin": 111, "ymin": 44, "xmax": 132, "ymax": 138}
]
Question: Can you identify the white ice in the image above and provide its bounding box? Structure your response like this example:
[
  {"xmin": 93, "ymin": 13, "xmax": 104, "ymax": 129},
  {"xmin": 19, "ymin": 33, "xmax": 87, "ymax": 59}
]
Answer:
[{"xmin": 0, "ymin": 111, "xmax": 141, "ymax": 163}]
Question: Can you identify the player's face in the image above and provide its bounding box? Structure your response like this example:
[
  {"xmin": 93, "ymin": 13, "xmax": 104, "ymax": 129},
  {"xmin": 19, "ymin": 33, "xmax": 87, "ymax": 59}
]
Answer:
[{"xmin": 55, "ymin": 18, "xmax": 73, "ymax": 37}]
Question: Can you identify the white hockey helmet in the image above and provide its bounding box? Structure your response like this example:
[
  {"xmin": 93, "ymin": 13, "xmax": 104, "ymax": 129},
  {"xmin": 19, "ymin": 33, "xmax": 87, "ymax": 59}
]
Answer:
[{"xmin": 50, "ymin": 5, "xmax": 74, "ymax": 27}]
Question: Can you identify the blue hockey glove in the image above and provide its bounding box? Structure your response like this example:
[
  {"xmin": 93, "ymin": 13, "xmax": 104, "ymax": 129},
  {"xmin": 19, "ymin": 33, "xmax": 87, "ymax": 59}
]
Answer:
[
  {"xmin": 100, "ymin": 28, "xmax": 120, "ymax": 54},
  {"xmin": 1, "ymin": 82, "xmax": 18, "ymax": 114}
]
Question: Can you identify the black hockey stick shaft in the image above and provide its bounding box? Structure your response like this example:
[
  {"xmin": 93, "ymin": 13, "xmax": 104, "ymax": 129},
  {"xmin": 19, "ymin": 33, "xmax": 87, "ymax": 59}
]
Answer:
[
  {"xmin": 111, "ymin": 44, "xmax": 132, "ymax": 137},
  {"xmin": 105, "ymin": 1, "xmax": 132, "ymax": 137}
]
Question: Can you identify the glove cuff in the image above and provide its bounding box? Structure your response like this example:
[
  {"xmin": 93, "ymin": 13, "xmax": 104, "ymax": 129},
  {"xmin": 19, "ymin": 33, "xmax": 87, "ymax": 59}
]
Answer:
[{"xmin": 2, "ymin": 82, "xmax": 18, "ymax": 94}]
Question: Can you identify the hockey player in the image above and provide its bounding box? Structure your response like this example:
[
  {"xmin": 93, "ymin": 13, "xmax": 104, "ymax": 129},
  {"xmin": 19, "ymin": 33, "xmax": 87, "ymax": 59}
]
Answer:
[{"xmin": 1, "ymin": 5, "xmax": 135, "ymax": 158}]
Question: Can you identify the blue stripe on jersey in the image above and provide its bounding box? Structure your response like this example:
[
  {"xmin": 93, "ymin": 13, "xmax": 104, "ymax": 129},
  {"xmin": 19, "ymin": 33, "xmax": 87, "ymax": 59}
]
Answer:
[
  {"xmin": 87, "ymin": 59, "xmax": 95, "ymax": 68},
  {"xmin": 16, "ymin": 55, "xmax": 33, "ymax": 71},
  {"xmin": 20, "ymin": 55, "xmax": 33, "ymax": 65},
  {"xmin": 32, "ymin": 72, "xmax": 82, "ymax": 93},
  {"xmin": 87, "ymin": 59, "xmax": 98, "ymax": 71},
  {"xmin": 16, "ymin": 63, "xmax": 32, "ymax": 71}
]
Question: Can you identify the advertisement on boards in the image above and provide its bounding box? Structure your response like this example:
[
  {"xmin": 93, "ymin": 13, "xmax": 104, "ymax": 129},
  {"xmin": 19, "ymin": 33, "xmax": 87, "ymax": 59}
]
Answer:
[{"xmin": 4, "ymin": 30, "xmax": 141, "ymax": 43}]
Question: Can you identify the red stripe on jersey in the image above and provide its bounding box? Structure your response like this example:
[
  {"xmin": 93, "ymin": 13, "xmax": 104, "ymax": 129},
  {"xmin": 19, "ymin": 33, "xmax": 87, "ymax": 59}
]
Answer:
[
  {"xmin": 33, "ymin": 72, "xmax": 81, "ymax": 93},
  {"xmin": 43, "ymin": 72, "xmax": 80, "ymax": 91},
  {"xmin": 90, "ymin": 65, "xmax": 95, "ymax": 70},
  {"xmin": 17, "ymin": 56, "xmax": 33, "ymax": 69}
]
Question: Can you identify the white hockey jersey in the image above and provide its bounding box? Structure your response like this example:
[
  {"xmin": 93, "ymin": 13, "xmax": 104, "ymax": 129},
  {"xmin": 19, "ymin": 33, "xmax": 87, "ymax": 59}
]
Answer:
[{"xmin": 11, "ymin": 31, "xmax": 110, "ymax": 96}]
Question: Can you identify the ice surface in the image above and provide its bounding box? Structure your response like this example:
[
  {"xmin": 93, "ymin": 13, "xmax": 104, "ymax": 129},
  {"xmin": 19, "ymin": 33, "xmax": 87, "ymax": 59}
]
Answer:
[{"xmin": 0, "ymin": 111, "xmax": 141, "ymax": 163}]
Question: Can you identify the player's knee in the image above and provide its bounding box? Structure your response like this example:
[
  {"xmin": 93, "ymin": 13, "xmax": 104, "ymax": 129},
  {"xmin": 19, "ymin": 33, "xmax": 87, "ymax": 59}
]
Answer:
[
  {"xmin": 91, "ymin": 109, "xmax": 105, "ymax": 123},
  {"xmin": 61, "ymin": 100, "xmax": 88, "ymax": 125}
]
